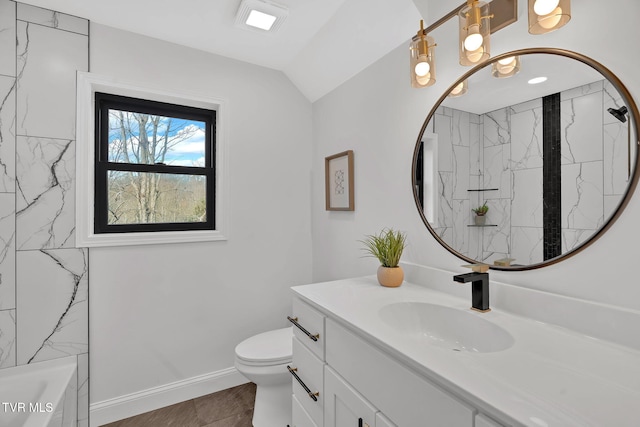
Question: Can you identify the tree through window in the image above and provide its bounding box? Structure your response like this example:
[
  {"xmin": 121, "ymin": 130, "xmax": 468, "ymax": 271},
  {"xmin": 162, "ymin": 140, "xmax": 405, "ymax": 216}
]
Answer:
[{"xmin": 94, "ymin": 93, "xmax": 215, "ymax": 233}]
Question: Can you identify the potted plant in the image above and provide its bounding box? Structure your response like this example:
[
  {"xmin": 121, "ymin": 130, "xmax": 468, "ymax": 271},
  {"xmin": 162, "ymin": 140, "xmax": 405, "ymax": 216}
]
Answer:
[
  {"xmin": 472, "ymin": 202, "xmax": 489, "ymax": 225},
  {"xmin": 360, "ymin": 228, "xmax": 407, "ymax": 287}
]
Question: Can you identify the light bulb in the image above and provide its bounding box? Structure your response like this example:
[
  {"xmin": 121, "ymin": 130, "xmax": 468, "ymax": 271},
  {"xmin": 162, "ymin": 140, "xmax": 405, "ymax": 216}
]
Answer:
[
  {"xmin": 497, "ymin": 56, "xmax": 515, "ymax": 66},
  {"xmin": 464, "ymin": 23, "xmax": 483, "ymax": 51},
  {"xmin": 496, "ymin": 57, "xmax": 516, "ymax": 75},
  {"xmin": 416, "ymin": 72, "xmax": 431, "ymax": 86},
  {"xmin": 533, "ymin": 0, "xmax": 560, "ymax": 16},
  {"xmin": 497, "ymin": 63, "xmax": 515, "ymax": 75},
  {"xmin": 537, "ymin": 7, "xmax": 562, "ymax": 29},
  {"xmin": 450, "ymin": 82, "xmax": 465, "ymax": 95},
  {"xmin": 414, "ymin": 55, "xmax": 431, "ymax": 77},
  {"xmin": 465, "ymin": 46, "xmax": 485, "ymax": 63}
]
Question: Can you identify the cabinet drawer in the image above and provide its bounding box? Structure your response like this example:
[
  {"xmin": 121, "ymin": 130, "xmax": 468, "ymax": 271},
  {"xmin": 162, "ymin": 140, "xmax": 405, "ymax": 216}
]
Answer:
[
  {"xmin": 291, "ymin": 337, "xmax": 324, "ymax": 426},
  {"xmin": 326, "ymin": 319, "xmax": 475, "ymax": 427},
  {"xmin": 291, "ymin": 298, "xmax": 326, "ymax": 360},
  {"xmin": 292, "ymin": 394, "xmax": 318, "ymax": 427}
]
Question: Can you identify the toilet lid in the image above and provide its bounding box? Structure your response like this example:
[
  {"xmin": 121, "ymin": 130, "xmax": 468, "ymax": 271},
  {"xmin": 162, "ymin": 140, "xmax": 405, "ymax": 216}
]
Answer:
[{"xmin": 235, "ymin": 327, "xmax": 293, "ymax": 365}]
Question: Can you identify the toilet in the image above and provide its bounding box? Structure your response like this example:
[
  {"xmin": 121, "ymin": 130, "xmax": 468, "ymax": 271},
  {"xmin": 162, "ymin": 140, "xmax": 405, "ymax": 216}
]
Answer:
[{"xmin": 234, "ymin": 327, "xmax": 293, "ymax": 427}]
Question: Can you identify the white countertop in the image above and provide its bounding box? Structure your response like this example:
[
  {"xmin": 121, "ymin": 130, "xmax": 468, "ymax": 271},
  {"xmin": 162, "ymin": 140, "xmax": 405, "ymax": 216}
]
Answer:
[{"xmin": 291, "ymin": 276, "xmax": 640, "ymax": 427}]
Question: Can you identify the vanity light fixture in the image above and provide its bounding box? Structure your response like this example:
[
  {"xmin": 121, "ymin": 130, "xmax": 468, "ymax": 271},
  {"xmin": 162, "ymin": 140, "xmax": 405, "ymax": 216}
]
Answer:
[
  {"xmin": 491, "ymin": 55, "xmax": 521, "ymax": 78},
  {"xmin": 459, "ymin": 0, "xmax": 493, "ymax": 66},
  {"xmin": 528, "ymin": 0, "xmax": 571, "ymax": 34},
  {"xmin": 408, "ymin": 0, "xmax": 517, "ymax": 89},
  {"xmin": 448, "ymin": 80, "xmax": 468, "ymax": 97},
  {"xmin": 410, "ymin": 20, "xmax": 437, "ymax": 88}
]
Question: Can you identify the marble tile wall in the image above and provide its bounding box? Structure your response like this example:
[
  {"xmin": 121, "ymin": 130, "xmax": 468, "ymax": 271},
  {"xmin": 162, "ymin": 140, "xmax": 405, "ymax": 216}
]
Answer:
[
  {"xmin": 0, "ymin": 0, "xmax": 17, "ymax": 374},
  {"xmin": 602, "ymin": 79, "xmax": 636, "ymax": 215},
  {"xmin": 434, "ymin": 79, "xmax": 620, "ymax": 267},
  {"xmin": 0, "ymin": 1, "xmax": 89, "ymax": 425},
  {"xmin": 560, "ymin": 81, "xmax": 610, "ymax": 253},
  {"xmin": 432, "ymin": 106, "xmax": 486, "ymax": 261}
]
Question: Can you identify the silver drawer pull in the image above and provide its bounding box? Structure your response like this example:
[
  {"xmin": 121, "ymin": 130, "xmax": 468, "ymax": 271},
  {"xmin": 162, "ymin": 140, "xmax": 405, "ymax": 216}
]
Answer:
[
  {"xmin": 287, "ymin": 316, "xmax": 320, "ymax": 342},
  {"xmin": 287, "ymin": 365, "xmax": 319, "ymax": 402}
]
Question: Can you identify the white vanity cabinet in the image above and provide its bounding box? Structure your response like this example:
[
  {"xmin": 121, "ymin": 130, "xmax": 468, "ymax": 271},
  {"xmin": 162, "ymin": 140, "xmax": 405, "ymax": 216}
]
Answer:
[
  {"xmin": 325, "ymin": 318, "xmax": 474, "ymax": 427},
  {"xmin": 290, "ymin": 298, "xmax": 500, "ymax": 427},
  {"xmin": 290, "ymin": 298, "xmax": 326, "ymax": 427},
  {"xmin": 291, "ymin": 275, "xmax": 640, "ymax": 426},
  {"xmin": 291, "ymin": 297, "xmax": 488, "ymax": 427}
]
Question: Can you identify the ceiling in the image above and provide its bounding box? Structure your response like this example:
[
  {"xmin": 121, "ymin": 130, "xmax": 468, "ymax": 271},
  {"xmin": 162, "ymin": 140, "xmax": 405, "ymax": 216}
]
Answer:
[
  {"xmin": 442, "ymin": 53, "xmax": 603, "ymax": 115},
  {"xmin": 17, "ymin": 0, "xmax": 425, "ymax": 102}
]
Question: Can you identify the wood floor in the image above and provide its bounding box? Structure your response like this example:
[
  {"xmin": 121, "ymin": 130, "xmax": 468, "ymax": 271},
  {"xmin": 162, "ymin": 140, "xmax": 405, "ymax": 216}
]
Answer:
[{"xmin": 101, "ymin": 383, "xmax": 256, "ymax": 427}]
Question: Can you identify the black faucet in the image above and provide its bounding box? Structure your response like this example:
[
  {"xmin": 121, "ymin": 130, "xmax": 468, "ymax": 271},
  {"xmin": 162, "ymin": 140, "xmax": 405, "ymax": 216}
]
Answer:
[{"xmin": 453, "ymin": 272, "xmax": 490, "ymax": 312}]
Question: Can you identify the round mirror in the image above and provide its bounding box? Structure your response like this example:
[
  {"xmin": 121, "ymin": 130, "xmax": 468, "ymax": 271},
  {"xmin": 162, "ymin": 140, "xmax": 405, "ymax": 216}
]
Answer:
[{"xmin": 412, "ymin": 48, "xmax": 640, "ymax": 270}]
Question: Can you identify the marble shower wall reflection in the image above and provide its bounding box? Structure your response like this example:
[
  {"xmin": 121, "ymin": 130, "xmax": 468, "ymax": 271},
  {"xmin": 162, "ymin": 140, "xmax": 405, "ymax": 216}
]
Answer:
[
  {"xmin": 0, "ymin": 1, "xmax": 89, "ymax": 426},
  {"xmin": 432, "ymin": 78, "xmax": 633, "ymax": 266}
]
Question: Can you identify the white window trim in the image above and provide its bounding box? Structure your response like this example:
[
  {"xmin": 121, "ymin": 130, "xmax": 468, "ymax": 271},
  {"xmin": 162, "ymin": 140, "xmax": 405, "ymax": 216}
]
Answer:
[{"xmin": 75, "ymin": 71, "xmax": 229, "ymax": 247}]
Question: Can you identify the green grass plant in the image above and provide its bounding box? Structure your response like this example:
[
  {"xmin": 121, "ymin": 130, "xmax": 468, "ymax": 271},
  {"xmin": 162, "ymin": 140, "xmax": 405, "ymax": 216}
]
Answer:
[
  {"xmin": 360, "ymin": 228, "xmax": 407, "ymax": 268},
  {"xmin": 472, "ymin": 201, "xmax": 489, "ymax": 215}
]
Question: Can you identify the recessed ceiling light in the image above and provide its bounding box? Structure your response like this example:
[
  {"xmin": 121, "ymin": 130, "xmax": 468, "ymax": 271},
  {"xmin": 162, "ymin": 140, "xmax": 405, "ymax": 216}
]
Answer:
[
  {"xmin": 235, "ymin": 0, "xmax": 288, "ymax": 34},
  {"xmin": 246, "ymin": 10, "xmax": 277, "ymax": 31},
  {"xmin": 528, "ymin": 76, "xmax": 548, "ymax": 84}
]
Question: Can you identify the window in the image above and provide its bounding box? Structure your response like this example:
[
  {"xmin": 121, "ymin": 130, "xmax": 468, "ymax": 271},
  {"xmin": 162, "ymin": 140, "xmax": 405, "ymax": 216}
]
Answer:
[
  {"xmin": 76, "ymin": 72, "xmax": 228, "ymax": 247},
  {"xmin": 94, "ymin": 93, "xmax": 216, "ymax": 234}
]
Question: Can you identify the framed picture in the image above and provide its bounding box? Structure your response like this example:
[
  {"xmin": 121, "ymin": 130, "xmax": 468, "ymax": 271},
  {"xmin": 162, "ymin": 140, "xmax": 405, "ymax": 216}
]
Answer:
[{"xmin": 325, "ymin": 150, "xmax": 354, "ymax": 211}]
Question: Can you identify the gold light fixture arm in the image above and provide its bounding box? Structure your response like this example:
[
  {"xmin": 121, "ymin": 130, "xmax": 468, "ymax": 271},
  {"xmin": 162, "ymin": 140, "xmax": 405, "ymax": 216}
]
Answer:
[
  {"xmin": 415, "ymin": 20, "xmax": 437, "ymax": 53},
  {"xmin": 464, "ymin": 0, "xmax": 494, "ymax": 30},
  {"xmin": 422, "ymin": 0, "xmax": 514, "ymax": 35}
]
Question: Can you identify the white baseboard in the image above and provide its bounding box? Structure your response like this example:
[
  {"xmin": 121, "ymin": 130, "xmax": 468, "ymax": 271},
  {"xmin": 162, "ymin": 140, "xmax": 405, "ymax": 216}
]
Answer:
[{"xmin": 89, "ymin": 367, "xmax": 247, "ymax": 427}]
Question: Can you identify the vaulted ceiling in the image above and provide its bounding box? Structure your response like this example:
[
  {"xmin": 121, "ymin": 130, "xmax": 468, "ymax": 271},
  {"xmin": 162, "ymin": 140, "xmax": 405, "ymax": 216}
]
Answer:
[{"xmin": 18, "ymin": 0, "xmax": 427, "ymax": 102}]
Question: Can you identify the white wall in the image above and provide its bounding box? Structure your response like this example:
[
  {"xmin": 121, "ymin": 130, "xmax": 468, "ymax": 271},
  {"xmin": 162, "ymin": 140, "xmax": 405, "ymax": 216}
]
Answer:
[
  {"xmin": 89, "ymin": 0, "xmax": 640, "ymax": 417},
  {"xmin": 311, "ymin": 0, "xmax": 640, "ymax": 311},
  {"xmin": 89, "ymin": 24, "xmax": 313, "ymax": 405}
]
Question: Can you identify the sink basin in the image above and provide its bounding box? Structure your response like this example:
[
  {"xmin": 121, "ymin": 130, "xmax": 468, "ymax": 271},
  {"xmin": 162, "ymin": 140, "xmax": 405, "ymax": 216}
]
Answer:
[{"xmin": 378, "ymin": 302, "xmax": 514, "ymax": 353}]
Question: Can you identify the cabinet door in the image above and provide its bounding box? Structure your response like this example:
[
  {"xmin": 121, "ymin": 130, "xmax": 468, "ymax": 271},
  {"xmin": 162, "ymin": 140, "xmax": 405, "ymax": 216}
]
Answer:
[{"xmin": 324, "ymin": 366, "xmax": 377, "ymax": 427}]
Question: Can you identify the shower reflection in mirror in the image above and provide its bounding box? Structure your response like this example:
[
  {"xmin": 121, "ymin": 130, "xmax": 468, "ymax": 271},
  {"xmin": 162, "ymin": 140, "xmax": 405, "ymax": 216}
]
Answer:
[
  {"xmin": 607, "ymin": 105, "xmax": 631, "ymax": 178},
  {"xmin": 414, "ymin": 53, "xmax": 637, "ymax": 269}
]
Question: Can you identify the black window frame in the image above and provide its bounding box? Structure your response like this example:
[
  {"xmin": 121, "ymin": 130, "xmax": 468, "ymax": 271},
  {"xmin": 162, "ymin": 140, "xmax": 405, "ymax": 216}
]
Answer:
[{"xmin": 94, "ymin": 92, "xmax": 216, "ymax": 234}]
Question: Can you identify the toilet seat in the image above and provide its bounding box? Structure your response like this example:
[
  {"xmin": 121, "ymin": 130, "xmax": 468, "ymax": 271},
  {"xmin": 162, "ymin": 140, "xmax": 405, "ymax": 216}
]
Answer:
[{"xmin": 235, "ymin": 327, "xmax": 292, "ymax": 366}]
